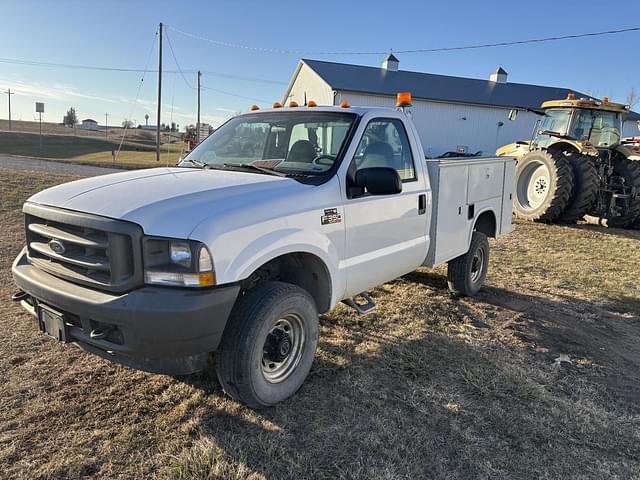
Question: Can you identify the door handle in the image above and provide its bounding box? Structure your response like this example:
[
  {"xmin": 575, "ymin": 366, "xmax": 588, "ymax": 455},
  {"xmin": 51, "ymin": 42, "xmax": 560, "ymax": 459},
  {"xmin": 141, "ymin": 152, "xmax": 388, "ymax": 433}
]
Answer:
[{"xmin": 418, "ymin": 194, "xmax": 426, "ymax": 215}]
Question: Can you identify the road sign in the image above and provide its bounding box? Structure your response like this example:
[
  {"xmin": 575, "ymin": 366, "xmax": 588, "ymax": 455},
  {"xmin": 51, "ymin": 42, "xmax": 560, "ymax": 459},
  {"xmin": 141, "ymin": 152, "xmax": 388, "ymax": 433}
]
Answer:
[
  {"xmin": 198, "ymin": 123, "xmax": 210, "ymax": 143},
  {"xmin": 35, "ymin": 102, "xmax": 44, "ymax": 113}
]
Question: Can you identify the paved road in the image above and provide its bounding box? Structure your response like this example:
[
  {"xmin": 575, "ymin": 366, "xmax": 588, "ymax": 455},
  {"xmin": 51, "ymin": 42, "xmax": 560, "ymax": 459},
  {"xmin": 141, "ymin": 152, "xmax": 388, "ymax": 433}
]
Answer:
[{"xmin": 0, "ymin": 154, "xmax": 124, "ymax": 177}]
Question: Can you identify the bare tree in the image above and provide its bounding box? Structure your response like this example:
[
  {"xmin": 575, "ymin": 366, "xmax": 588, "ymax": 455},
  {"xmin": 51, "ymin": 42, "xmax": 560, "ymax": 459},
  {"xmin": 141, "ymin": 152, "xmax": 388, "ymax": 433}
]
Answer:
[
  {"xmin": 626, "ymin": 87, "xmax": 638, "ymax": 109},
  {"xmin": 63, "ymin": 107, "xmax": 77, "ymax": 127},
  {"xmin": 122, "ymin": 119, "xmax": 134, "ymax": 129}
]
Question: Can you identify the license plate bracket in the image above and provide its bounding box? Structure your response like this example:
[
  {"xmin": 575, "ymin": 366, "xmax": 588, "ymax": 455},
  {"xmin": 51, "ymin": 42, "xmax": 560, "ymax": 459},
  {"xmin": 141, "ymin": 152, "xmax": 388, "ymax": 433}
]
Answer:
[{"xmin": 37, "ymin": 303, "xmax": 70, "ymax": 343}]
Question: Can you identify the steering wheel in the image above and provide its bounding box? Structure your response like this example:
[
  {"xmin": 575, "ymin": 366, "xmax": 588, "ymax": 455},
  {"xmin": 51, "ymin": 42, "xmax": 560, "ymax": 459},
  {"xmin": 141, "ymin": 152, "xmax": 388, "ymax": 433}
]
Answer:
[{"xmin": 312, "ymin": 155, "xmax": 335, "ymax": 166}]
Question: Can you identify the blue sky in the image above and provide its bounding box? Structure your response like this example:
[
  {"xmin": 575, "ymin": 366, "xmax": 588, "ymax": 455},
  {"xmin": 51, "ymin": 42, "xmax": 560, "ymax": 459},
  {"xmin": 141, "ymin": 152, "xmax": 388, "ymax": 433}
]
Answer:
[{"xmin": 1, "ymin": 0, "xmax": 639, "ymax": 129}]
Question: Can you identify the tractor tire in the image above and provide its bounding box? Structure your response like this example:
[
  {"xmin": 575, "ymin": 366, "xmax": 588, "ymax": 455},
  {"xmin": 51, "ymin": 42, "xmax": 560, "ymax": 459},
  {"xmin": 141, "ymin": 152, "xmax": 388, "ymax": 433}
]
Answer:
[
  {"xmin": 607, "ymin": 156, "xmax": 640, "ymax": 229},
  {"xmin": 558, "ymin": 154, "xmax": 599, "ymax": 224},
  {"xmin": 513, "ymin": 150, "xmax": 575, "ymax": 222}
]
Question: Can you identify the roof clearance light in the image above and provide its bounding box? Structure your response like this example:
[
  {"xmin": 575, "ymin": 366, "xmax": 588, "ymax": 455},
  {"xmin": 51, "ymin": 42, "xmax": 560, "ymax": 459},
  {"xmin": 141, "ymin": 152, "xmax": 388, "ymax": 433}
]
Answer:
[
  {"xmin": 567, "ymin": 92, "xmax": 576, "ymax": 99},
  {"xmin": 307, "ymin": 100, "xmax": 318, "ymax": 107},
  {"xmin": 272, "ymin": 102, "xmax": 282, "ymax": 109},
  {"xmin": 249, "ymin": 104, "xmax": 260, "ymax": 111},
  {"xmin": 603, "ymin": 97, "xmax": 609, "ymax": 104},
  {"xmin": 396, "ymin": 92, "xmax": 412, "ymax": 107},
  {"xmin": 289, "ymin": 101, "xmax": 299, "ymax": 107},
  {"xmin": 340, "ymin": 100, "xmax": 351, "ymax": 108}
]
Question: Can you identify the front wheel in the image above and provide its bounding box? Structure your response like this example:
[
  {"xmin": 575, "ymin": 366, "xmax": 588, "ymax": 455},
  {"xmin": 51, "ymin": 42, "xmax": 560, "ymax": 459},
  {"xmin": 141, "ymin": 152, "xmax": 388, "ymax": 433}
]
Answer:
[
  {"xmin": 216, "ymin": 281, "xmax": 319, "ymax": 409},
  {"xmin": 447, "ymin": 231, "xmax": 490, "ymax": 296}
]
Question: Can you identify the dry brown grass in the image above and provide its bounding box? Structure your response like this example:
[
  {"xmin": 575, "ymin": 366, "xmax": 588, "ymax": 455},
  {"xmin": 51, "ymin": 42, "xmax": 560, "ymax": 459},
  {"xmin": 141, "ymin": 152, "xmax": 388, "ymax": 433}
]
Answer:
[{"xmin": 1, "ymin": 169, "xmax": 639, "ymax": 479}]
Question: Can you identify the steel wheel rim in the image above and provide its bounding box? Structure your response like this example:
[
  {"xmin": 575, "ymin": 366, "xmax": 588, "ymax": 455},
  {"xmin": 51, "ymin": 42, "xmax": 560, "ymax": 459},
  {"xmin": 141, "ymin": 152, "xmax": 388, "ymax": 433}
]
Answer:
[
  {"xmin": 470, "ymin": 246, "xmax": 485, "ymax": 283},
  {"xmin": 517, "ymin": 161, "xmax": 551, "ymax": 211},
  {"xmin": 261, "ymin": 313, "xmax": 305, "ymax": 384}
]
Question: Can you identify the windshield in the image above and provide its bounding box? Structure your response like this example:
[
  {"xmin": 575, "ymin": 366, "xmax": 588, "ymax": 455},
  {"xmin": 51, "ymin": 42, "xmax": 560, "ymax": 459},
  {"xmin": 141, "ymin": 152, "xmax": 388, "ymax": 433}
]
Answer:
[
  {"xmin": 182, "ymin": 111, "xmax": 356, "ymax": 175},
  {"xmin": 539, "ymin": 108, "xmax": 571, "ymax": 136},
  {"xmin": 569, "ymin": 109, "xmax": 622, "ymax": 147}
]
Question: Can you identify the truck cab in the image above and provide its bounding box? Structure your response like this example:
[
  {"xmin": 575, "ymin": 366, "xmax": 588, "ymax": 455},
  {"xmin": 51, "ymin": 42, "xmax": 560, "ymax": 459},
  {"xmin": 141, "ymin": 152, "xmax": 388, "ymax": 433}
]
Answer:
[{"xmin": 13, "ymin": 97, "xmax": 515, "ymax": 408}]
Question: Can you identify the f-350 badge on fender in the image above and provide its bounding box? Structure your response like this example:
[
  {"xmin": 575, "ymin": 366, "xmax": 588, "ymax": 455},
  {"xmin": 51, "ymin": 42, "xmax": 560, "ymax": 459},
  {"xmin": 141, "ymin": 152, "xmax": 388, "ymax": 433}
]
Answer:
[{"xmin": 321, "ymin": 208, "xmax": 342, "ymax": 225}]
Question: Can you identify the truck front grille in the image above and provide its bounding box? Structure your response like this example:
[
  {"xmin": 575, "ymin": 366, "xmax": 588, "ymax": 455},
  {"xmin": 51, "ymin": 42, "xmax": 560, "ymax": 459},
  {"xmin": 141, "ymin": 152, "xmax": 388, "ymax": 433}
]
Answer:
[{"xmin": 24, "ymin": 203, "xmax": 144, "ymax": 293}]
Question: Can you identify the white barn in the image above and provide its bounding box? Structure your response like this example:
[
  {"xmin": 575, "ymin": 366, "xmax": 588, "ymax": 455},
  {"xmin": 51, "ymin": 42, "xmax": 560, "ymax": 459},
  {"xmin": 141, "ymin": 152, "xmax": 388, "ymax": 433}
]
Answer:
[
  {"xmin": 79, "ymin": 118, "xmax": 98, "ymax": 131},
  {"xmin": 283, "ymin": 55, "xmax": 640, "ymax": 157}
]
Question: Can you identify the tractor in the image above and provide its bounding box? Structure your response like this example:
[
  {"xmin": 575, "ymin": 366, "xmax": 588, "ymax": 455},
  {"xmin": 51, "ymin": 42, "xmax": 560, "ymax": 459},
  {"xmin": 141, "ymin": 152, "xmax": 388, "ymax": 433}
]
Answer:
[{"xmin": 497, "ymin": 94, "xmax": 640, "ymax": 228}]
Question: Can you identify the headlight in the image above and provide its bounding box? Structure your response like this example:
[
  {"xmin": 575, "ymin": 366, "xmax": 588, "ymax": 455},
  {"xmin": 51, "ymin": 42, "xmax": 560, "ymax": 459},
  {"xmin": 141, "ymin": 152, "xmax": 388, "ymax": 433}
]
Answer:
[{"xmin": 143, "ymin": 237, "xmax": 215, "ymax": 287}]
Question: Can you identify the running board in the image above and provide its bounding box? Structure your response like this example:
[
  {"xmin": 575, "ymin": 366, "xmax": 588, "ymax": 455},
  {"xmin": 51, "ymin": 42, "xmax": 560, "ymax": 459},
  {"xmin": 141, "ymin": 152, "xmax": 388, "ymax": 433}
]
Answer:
[{"xmin": 342, "ymin": 292, "xmax": 376, "ymax": 315}]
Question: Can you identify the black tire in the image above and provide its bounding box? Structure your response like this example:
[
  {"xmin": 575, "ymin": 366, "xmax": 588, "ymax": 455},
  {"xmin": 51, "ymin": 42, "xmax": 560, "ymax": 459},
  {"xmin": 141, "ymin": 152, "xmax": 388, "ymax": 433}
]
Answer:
[
  {"xmin": 513, "ymin": 150, "xmax": 575, "ymax": 222},
  {"xmin": 558, "ymin": 154, "xmax": 599, "ymax": 223},
  {"xmin": 216, "ymin": 281, "xmax": 319, "ymax": 409},
  {"xmin": 606, "ymin": 156, "xmax": 640, "ymax": 228},
  {"xmin": 447, "ymin": 231, "xmax": 489, "ymax": 296}
]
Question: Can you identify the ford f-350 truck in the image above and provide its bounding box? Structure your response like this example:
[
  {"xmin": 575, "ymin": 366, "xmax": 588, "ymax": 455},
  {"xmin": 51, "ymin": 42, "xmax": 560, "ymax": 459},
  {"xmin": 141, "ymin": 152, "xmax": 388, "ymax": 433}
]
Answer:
[{"xmin": 12, "ymin": 96, "xmax": 515, "ymax": 408}]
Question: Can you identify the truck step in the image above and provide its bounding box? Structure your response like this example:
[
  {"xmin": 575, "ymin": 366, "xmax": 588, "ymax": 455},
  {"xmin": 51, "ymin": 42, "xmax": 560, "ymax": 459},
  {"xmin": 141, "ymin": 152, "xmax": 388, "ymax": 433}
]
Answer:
[{"xmin": 342, "ymin": 292, "xmax": 376, "ymax": 315}]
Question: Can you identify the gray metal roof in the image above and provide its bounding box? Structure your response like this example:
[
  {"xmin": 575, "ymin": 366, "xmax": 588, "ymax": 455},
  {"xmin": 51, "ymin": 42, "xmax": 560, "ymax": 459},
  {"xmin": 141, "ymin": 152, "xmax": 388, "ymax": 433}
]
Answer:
[{"xmin": 299, "ymin": 59, "xmax": 640, "ymax": 120}]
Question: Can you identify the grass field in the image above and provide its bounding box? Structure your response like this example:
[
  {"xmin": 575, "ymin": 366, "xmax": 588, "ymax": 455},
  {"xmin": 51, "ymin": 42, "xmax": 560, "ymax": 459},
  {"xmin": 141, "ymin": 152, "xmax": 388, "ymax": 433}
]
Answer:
[
  {"xmin": 1, "ymin": 169, "xmax": 639, "ymax": 479},
  {"xmin": 0, "ymin": 131, "xmax": 185, "ymax": 168}
]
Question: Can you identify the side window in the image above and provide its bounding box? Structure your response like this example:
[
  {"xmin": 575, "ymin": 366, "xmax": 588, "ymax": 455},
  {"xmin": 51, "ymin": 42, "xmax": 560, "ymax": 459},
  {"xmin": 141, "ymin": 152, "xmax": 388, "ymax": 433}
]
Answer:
[{"xmin": 354, "ymin": 119, "xmax": 416, "ymax": 180}]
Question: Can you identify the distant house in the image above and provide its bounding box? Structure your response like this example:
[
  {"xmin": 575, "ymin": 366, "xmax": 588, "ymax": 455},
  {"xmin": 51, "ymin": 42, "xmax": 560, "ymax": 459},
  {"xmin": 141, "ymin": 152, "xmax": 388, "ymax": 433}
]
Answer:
[
  {"xmin": 80, "ymin": 118, "xmax": 98, "ymax": 131},
  {"xmin": 284, "ymin": 56, "xmax": 640, "ymax": 156}
]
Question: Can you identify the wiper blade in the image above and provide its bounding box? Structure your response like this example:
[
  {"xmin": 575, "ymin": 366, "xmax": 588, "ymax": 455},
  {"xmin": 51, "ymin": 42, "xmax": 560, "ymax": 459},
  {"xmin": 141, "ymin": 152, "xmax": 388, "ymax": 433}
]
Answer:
[
  {"xmin": 223, "ymin": 162, "xmax": 287, "ymax": 177},
  {"xmin": 179, "ymin": 158, "xmax": 207, "ymax": 168}
]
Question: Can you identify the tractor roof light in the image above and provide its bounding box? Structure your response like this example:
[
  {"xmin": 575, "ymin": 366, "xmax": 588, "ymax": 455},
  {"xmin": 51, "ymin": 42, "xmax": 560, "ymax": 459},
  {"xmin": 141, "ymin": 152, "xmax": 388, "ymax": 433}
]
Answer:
[
  {"xmin": 603, "ymin": 97, "xmax": 609, "ymax": 104},
  {"xmin": 567, "ymin": 92, "xmax": 576, "ymax": 99},
  {"xmin": 396, "ymin": 92, "xmax": 412, "ymax": 107}
]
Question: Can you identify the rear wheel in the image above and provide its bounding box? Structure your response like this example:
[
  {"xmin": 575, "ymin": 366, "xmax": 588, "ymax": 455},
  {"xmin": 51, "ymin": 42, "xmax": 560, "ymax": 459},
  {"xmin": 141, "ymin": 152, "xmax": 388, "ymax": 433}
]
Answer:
[
  {"xmin": 447, "ymin": 231, "xmax": 489, "ymax": 296},
  {"xmin": 606, "ymin": 156, "xmax": 640, "ymax": 228},
  {"xmin": 558, "ymin": 154, "xmax": 599, "ymax": 223},
  {"xmin": 514, "ymin": 150, "xmax": 574, "ymax": 222},
  {"xmin": 216, "ymin": 282, "xmax": 319, "ymax": 409}
]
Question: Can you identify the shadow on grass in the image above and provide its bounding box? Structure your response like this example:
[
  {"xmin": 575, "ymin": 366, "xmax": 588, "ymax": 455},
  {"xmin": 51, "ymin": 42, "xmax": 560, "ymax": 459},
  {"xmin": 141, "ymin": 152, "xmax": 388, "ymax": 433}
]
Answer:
[{"xmin": 168, "ymin": 279, "xmax": 640, "ymax": 479}]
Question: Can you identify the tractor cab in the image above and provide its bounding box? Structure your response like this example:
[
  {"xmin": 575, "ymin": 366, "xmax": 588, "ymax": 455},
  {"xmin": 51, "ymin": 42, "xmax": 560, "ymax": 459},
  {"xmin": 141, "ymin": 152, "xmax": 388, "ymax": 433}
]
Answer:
[{"xmin": 533, "ymin": 96, "xmax": 627, "ymax": 151}]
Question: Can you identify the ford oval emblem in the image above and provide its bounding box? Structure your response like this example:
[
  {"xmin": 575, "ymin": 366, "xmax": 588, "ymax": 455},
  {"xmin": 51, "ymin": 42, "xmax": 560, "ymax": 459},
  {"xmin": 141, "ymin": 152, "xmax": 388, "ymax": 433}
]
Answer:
[{"xmin": 48, "ymin": 239, "xmax": 66, "ymax": 255}]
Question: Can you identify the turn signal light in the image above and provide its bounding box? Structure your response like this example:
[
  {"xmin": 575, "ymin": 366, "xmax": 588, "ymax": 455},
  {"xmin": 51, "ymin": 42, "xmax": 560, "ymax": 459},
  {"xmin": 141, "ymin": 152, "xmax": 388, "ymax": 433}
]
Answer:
[
  {"xmin": 249, "ymin": 104, "xmax": 260, "ymax": 111},
  {"xmin": 340, "ymin": 100, "xmax": 351, "ymax": 108},
  {"xmin": 198, "ymin": 271, "xmax": 215, "ymax": 287},
  {"xmin": 289, "ymin": 101, "xmax": 299, "ymax": 107},
  {"xmin": 396, "ymin": 92, "xmax": 412, "ymax": 107},
  {"xmin": 307, "ymin": 100, "xmax": 317, "ymax": 107},
  {"xmin": 272, "ymin": 102, "xmax": 282, "ymax": 108}
]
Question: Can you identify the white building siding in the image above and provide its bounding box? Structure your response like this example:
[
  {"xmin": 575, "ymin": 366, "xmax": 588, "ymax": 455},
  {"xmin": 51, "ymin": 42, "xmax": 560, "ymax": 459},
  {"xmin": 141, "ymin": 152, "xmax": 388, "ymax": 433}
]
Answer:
[
  {"xmin": 623, "ymin": 119, "xmax": 639, "ymax": 138},
  {"xmin": 286, "ymin": 63, "xmax": 334, "ymax": 106},
  {"xmin": 336, "ymin": 91, "xmax": 540, "ymax": 157}
]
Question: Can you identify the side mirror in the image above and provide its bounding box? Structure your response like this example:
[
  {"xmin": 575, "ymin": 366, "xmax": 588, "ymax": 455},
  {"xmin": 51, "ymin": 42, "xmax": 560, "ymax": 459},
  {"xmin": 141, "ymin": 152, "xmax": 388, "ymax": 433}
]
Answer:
[{"xmin": 355, "ymin": 167, "xmax": 402, "ymax": 195}]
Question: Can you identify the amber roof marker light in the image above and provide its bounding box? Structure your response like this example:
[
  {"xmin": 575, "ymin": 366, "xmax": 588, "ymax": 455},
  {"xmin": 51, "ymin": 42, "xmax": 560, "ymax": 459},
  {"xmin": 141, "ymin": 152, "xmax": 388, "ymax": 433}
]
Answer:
[
  {"xmin": 307, "ymin": 100, "xmax": 318, "ymax": 107},
  {"xmin": 249, "ymin": 104, "xmax": 260, "ymax": 111},
  {"xmin": 289, "ymin": 101, "xmax": 299, "ymax": 107},
  {"xmin": 339, "ymin": 100, "xmax": 351, "ymax": 108},
  {"xmin": 396, "ymin": 92, "xmax": 412, "ymax": 107},
  {"xmin": 272, "ymin": 102, "xmax": 282, "ymax": 109}
]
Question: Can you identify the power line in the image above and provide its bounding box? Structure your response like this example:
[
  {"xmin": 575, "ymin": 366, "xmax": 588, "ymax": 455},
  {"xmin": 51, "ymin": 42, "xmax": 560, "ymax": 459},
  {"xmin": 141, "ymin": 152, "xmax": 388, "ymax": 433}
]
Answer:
[
  {"xmin": 164, "ymin": 28, "xmax": 196, "ymax": 89},
  {"xmin": 0, "ymin": 56, "xmax": 286, "ymax": 85},
  {"xmin": 200, "ymin": 85, "xmax": 269, "ymax": 103},
  {"xmin": 168, "ymin": 25, "xmax": 640, "ymax": 55}
]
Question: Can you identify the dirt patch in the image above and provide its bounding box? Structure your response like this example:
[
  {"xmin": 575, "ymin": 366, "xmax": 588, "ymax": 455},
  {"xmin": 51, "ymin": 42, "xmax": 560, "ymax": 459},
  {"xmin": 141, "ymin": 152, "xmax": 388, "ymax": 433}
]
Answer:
[{"xmin": 0, "ymin": 168, "xmax": 639, "ymax": 479}]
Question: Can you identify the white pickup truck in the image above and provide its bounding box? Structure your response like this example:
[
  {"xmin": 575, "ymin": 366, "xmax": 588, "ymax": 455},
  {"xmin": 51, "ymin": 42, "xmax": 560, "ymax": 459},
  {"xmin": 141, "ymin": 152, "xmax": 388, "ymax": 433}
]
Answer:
[{"xmin": 12, "ymin": 99, "xmax": 515, "ymax": 408}]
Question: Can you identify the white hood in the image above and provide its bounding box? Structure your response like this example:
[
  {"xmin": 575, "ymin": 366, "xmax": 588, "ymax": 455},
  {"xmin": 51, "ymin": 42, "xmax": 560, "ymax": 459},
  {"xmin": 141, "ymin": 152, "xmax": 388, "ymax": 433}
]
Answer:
[{"xmin": 27, "ymin": 167, "xmax": 305, "ymax": 238}]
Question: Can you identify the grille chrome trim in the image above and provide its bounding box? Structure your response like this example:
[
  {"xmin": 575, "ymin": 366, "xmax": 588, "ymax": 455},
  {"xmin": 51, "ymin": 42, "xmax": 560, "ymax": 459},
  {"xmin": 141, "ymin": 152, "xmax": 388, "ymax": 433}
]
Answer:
[{"xmin": 23, "ymin": 202, "xmax": 144, "ymax": 293}]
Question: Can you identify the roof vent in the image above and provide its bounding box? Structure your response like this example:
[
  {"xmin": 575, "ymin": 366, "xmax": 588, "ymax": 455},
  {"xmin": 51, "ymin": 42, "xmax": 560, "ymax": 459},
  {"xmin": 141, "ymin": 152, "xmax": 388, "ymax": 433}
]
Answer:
[
  {"xmin": 382, "ymin": 53, "xmax": 399, "ymax": 72},
  {"xmin": 489, "ymin": 67, "xmax": 508, "ymax": 84}
]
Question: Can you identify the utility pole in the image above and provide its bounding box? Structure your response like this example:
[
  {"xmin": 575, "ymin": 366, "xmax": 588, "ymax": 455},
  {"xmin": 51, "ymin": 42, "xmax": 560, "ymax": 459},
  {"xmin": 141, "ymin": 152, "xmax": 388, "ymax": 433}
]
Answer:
[
  {"xmin": 156, "ymin": 22, "xmax": 163, "ymax": 162},
  {"xmin": 105, "ymin": 113, "xmax": 108, "ymax": 140},
  {"xmin": 197, "ymin": 70, "xmax": 201, "ymax": 143},
  {"xmin": 4, "ymin": 88, "xmax": 14, "ymax": 131}
]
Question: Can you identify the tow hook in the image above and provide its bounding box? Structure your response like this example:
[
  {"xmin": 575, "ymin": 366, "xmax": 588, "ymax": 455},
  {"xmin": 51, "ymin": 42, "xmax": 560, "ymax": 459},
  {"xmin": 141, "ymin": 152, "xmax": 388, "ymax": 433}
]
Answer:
[
  {"xmin": 11, "ymin": 290, "xmax": 29, "ymax": 302},
  {"xmin": 90, "ymin": 326, "xmax": 115, "ymax": 340}
]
